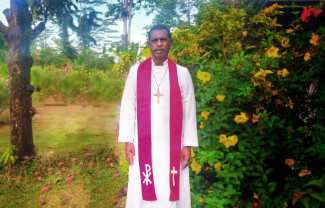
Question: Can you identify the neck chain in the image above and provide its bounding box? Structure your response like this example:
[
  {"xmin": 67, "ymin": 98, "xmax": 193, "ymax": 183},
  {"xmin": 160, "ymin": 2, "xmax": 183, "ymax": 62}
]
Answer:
[{"xmin": 152, "ymin": 65, "xmax": 168, "ymax": 104}]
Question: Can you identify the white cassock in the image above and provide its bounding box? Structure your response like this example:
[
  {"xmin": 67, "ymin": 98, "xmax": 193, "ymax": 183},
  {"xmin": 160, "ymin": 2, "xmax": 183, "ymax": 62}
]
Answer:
[{"xmin": 118, "ymin": 59, "xmax": 198, "ymax": 208}]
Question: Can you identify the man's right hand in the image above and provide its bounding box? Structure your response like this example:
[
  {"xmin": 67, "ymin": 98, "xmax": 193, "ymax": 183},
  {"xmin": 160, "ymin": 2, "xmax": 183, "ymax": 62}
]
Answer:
[{"xmin": 125, "ymin": 142, "xmax": 135, "ymax": 166}]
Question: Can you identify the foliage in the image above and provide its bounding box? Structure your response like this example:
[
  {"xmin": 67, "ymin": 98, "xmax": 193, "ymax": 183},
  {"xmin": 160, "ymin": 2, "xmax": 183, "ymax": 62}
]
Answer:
[
  {"xmin": 32, "ymin": 46, "xmax": 70, "ymax": 68},
  {"xmin": 0, "ymin": 33, "xmax": 8, "ymax": 63},
  {"xmin": 0, "ymin": 145, "xmax": 17, "ymax": 168},
  {"xmin": 171, "ymin": 1, "xmax": 325, "ymax": 207},
  {"xmin": 111, "ymin": 42, "xmax": 139, "ymax": 75},
  {"xmin": 73, "ymin": 48, "xmax": 115, "ymax": 71},
  {"xmin": 0, "ymin": 62, "xmax": 9, "ymax": 124},
  {"xmin": 30, "ymin": 66, "xmax": 124, "ymax": 103}
]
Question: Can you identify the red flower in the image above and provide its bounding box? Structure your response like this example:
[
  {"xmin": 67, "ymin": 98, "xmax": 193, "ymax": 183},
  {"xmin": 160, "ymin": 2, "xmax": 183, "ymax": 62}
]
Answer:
[
  {"xmin": 301, "ymin": 7, "xmax": 323, "ymax": 22},
  {"xmin": 314, "ymin": 9, "xmax": 323, "ymax": 17},
  {"xmin": 301, "ymin": 7, "xmax": 312, "ymax": 22}
]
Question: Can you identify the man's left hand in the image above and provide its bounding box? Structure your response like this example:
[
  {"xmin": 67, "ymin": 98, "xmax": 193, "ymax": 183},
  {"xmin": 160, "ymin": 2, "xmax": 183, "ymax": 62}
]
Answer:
[{"xmin": 181, "ymin": 146, "xmax": 191, "ymax": 169}]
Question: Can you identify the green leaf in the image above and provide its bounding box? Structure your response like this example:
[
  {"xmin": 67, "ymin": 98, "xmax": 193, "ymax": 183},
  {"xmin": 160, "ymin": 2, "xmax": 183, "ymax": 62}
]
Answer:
[
  {"xmin": 300, "ymin": 196, "xmax": 310, "ymax": 208},
  {"xmin": 303, "ymin": 180, "xmax": 324, "ymax": 190},
  {"xmin": 4, "ymin": 153, "xmax": 10, "ymax": 166},
  {"xmin": 309, "ymin": 192, "xmax": 325, "ymax": 203},
  {"xmin": 268, "ymin": 182, "xmax": 278, "ymax": 195}
]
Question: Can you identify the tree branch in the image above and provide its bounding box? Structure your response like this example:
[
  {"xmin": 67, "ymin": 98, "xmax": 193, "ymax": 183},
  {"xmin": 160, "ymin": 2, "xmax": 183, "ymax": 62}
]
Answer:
[
  {"xmin": 31, "ymin": 7, "xmax": 49, "ymax": 40},
  {"xmin": 31, "ymin": 21, "xmax": 45, "ymax": 40}
]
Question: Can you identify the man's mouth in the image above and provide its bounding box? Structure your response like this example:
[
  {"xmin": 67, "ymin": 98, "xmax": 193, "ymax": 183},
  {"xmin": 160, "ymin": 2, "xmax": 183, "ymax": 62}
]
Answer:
[{"xmin": 155, "ymin": 49, "xmax": 164, "ymax": 53}]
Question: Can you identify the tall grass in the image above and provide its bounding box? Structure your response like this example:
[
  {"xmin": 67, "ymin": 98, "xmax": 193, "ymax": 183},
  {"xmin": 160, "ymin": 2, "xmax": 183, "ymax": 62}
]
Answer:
[
  {"xmin": 0, "ymin": 64, "xmax": 125, "ymax": 124},
  {"xmin": 30, "ymin": 66, "xmax": 125, "ymax": 103}
]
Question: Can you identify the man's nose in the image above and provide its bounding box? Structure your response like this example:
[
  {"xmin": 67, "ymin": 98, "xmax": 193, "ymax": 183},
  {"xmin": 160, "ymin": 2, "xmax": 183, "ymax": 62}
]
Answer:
[{"xmin": 156, "ymin": 39, "xmax": 163, "ymax": 46}]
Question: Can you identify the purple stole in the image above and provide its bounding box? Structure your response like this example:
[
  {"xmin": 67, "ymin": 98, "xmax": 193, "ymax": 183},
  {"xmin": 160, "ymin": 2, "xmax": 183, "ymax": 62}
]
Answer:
[{"xmin": 137, "ymin": 57, "xmax": 183, "ymax": 201}]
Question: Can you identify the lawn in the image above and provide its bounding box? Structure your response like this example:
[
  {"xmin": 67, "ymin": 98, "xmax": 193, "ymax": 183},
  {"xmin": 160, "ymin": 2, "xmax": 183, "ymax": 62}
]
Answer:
[{"xmin": 0, "ymin": 99, "xmax": 127, "ymax": 207}]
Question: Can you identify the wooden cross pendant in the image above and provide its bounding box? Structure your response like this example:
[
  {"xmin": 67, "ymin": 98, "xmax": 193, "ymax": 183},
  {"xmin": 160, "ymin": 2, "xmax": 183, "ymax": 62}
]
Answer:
[{"xmin": 154, "ymin": 89, "xmax": 163, "ymax": 104}]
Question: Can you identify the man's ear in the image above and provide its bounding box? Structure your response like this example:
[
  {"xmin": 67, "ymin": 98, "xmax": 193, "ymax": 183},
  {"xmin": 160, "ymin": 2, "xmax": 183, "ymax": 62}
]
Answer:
[{"xmin": 147, "ymin": 40, "xmax": 150, "ymax": 47}]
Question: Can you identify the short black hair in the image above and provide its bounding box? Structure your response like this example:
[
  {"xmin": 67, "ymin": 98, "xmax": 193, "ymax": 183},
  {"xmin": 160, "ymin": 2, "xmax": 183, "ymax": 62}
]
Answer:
[{"xmin": 148, "ymin": 24, "xmax": 171, "ymax": 41}]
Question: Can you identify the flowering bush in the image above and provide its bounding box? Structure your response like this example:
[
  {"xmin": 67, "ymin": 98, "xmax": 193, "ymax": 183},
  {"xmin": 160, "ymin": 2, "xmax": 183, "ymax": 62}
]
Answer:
[{"xmin": 171, "ymin": 2, "xmax": 325, "ymax": 207}]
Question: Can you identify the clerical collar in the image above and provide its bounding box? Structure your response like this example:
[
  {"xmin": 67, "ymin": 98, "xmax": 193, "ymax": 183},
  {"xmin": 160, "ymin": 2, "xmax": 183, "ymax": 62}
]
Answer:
[{"xmin": 152, "ymin": 59, "xmax": 169, "ymax": 67}]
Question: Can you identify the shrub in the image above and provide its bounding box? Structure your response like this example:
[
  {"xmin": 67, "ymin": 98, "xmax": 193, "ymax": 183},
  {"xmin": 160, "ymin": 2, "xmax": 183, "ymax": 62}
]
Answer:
[
  {"xmin": 31, "ymin": 66, "xmax": 124, "ymax": 103},
  {"xmin": 171, "ymin": 2, "xmax": 325, "ymax": 207}
]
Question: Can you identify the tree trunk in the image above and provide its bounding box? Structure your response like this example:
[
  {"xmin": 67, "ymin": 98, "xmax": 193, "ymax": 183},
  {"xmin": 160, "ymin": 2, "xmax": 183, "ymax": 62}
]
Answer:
[
  {"xmin": 2, "ymin": 0, "xmax": 36, "ymax": 160},
  {"xmin": 127, "ymin": 0, "xmax": 133, "ymax": 46},
  {"xmin": 122, "ymin": 0, "xmax": 128, "ymax": 49}
]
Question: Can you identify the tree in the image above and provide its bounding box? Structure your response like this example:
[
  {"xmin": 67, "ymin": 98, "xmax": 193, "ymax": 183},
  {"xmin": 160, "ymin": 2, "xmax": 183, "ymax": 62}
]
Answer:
[
  {"xmin": 51, "ymin": 1, "xmax": 78, "ymax": 60},
  {"xmin": 147, "ymin": 0, "xmax": 203, "ymax": 30},
  {"xmin": 106, "ymin": 0, "xmax": 156, "ymax": 49},
  {"xmin": 75, "ymin": 0, "xmax": 112, "ymax": 49},
  {"xmin": 0, "ymin": 0, "xmax": 77, "ymax": 160},
  {"xmin": 151, "ymin": 0, "xmax": 179, "ymax": 28}
]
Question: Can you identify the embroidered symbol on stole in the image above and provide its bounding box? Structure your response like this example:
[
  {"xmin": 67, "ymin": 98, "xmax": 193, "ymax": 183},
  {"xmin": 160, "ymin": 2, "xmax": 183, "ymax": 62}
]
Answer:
[
  {"xmin": 142, "ymin": 164, "xmax": 152, "ymax": 185},
  {"xmin": 171, "ymin": 166, "xmax": 178, "ymax": 186}
]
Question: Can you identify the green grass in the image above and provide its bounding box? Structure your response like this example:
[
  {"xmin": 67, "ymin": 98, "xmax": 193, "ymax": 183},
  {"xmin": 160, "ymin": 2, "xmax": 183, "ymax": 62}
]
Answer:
[{"xmin": 0, "ymin": 102, "xmax": 127, "ymax": 208}]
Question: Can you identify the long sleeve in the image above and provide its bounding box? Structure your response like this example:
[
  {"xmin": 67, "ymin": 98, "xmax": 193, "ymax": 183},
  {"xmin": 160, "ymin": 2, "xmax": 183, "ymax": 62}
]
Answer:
[
  {"xmin": 179, "ymin": 66, "xmax": 199, "ymax": 147},
  {"xmin": 118, "ymin": 65, "xmax": 138, "ymax": 143}
]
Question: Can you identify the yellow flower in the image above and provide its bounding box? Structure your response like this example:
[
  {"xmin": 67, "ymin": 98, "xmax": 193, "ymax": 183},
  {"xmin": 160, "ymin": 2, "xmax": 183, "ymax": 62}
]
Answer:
[
  {"xmin": 199, "ymin": 122, "xmax": 205, "ymax": 130},
  {"xmin": 191, "ymin": 158, "xmax": 201, "ymax": 173},
  {"xmin": 284, "ymin": 158, "xmax": 295, "ymax": 166},
  {"xmin": 252, "ymin": 114, "xmax": 260, "ymax": 123},
  {"xmin": 219, "ymin": 134, "xmax": 227, "ymax": 143},
  {"xmin": 214, "ymin": 163, "xmax": 221, "ymax": 171},
  {"xmin": 309, "ymin": 33, "xmax": 320, "ymax": 46},
  {"xmin": 234, "ymin": 112, "xmax": 249, "ymax": 124},
  {"xmin": 198, "ymin": 197, "xmax": 205, "ymax": 203},
  {"xmin": 201, "ymin": 111, "xmax": 210, "ymax": 120},
  {"xmin": 264, "ymin": 3, "xmax": 283, "ymax": 14},
  {"xmin": 191, "ymin": 148, "xmax": 195, "ymax": 158},
  {"xmin": 254, "ymin": 192, "xmax": 260, "ymax": 199},
  {"xmin": 219, "ymin": 134, "xmax": 238, "ymax": 148},
  {"xmin": 222, "ymin": 137, "xmax": 231, "ymax": 148},
  {"xmin": 242, "ymin": 31, "xmax": 248, "ymax": 36},
  {"xmin": 280, "ymin": 37, "xmax": 290, "ymax": 48},
  {"xmin": 197, "ymin": 70, "xmax": 212, "ymax": 84},
  {"xmin": 286, "ymin": 28, "xmax": 294, "ymax": 34},
  {"xmin": 254, "ymin": 68, "xmax": 273, "ymax": 79},
  {"xmin": 298, "ymin": 169, "xmax": 311, "ymax": 177},
  {"xmin": 304, "ymin": 52, "xmax": 311, "ymax": 61},
  {"xmin": 228, "ymin": 135, "xmax": 238, "ymax": 146},
  {"xmin": 277, "ymin": 68, "xmax": 290, "ymax": 77},
  {"xmin": 266, "ymin": 46, "xmax": 280, "ymax": 58},
  {"xmin": 216, "ymin": 95, "xmax": 226, "ymax": 102}
]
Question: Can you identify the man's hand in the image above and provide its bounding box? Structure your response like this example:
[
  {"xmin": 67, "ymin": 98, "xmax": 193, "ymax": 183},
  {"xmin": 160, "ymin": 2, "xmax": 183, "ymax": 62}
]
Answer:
[
  {"xmin": 125, "ymin": 142, "xmax": 135, "ymax": 166},
  {"xmin": 181, "ymin": 146, "xmax": 191, "ymax": 169}
]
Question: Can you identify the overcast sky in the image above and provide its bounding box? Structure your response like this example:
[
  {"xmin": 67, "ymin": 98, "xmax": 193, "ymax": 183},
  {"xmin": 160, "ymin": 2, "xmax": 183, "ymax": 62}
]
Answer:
[{"xmin": 0, "ymin": 1, "xmax": 152, "ymax": 46}]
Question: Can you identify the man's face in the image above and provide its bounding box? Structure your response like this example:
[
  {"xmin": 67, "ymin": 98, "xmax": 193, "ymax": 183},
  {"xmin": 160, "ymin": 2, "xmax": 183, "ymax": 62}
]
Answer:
[{"xmin": 147, "ymin": 29, "xmax": 173, "ymax": 64}]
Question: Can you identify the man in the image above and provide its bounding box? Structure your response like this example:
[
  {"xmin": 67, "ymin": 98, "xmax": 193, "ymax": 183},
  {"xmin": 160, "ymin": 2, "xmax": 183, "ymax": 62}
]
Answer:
[{"xmin": 118, "ymin": 24, "xmax": 198, "ymax": 208}]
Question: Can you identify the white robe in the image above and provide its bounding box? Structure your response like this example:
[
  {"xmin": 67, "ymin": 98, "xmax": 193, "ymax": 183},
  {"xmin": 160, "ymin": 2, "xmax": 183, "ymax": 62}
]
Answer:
[{"xmin": 118, "ymin": 59, "xmax": 198, "ymax": 208}]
